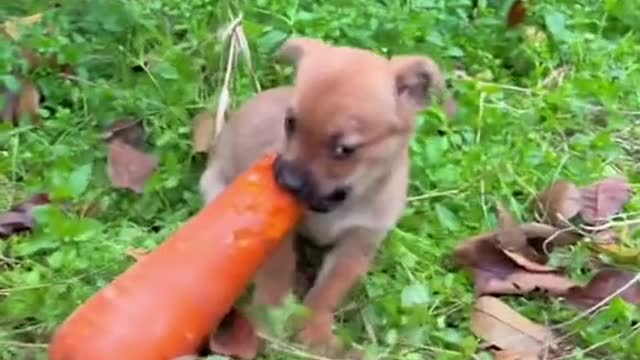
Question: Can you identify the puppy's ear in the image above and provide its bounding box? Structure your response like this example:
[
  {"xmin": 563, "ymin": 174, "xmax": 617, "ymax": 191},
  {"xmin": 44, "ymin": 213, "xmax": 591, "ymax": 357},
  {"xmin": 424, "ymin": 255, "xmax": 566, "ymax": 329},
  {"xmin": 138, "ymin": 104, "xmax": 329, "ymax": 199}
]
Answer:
[
  {"xmin": 390, "ymin": 56, "xmax": 457, "ymax": 118},
  {"xmin": 277, "ymin": 37, "xmax": 328, "ymax": 65}
]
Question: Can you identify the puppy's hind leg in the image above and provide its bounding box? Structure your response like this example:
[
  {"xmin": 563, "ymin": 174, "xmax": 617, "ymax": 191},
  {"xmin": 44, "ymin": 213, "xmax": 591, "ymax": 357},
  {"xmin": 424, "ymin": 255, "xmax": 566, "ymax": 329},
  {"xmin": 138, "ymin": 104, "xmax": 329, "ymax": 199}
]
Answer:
[{"xmin": 199, "ymin": 162, "xmax": 226, "ymax": 204}]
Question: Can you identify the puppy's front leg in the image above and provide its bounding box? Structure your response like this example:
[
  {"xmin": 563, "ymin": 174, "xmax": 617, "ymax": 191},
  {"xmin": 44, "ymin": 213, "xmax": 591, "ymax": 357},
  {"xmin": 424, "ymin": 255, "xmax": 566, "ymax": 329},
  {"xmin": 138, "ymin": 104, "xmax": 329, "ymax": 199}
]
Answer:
[
  {"xmin": 298, "ymin": 228, "xmax": 381, "ymax": 354},
  {"xmin": 253, "ymin": 233, "xmax": 296, "ymax": 307}
]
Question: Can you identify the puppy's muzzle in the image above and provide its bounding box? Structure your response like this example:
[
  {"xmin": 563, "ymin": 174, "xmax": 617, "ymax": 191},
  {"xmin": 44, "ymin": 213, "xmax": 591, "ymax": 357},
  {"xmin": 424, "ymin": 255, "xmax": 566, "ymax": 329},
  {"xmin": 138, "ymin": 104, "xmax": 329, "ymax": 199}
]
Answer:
[{"xmin": 274, "ymin": 155, "xmax": 350, "ymax": 213}]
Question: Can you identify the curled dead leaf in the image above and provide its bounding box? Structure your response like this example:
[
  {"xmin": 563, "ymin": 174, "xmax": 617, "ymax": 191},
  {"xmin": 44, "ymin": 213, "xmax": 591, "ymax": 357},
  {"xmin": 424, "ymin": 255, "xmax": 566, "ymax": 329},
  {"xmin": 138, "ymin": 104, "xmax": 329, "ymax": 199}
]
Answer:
[
  {"xmin": 534, "ymin": 180, "xmax": 582, "ymax": 228},
  {"xmin": 496, "ymin": 202, "xmax": 547, "ymax": 266},
  {"xmin": 580, "ymin": 176, "xmax": 632, "ymax": 225},
  {"xmin": 107, "ymin": 139, "xmax": 158, "ymax": 193},
  {"xmin": 0, "ymin": 193, "xmax": 50, "ymax": 239},
  {"xmin": 454, "ymin": 232, "xmax": 577, "ymax": 296},
  {"xmin": 500, "ymin": 249, "xmax": 555, "ymax": 273},
  {"xmin": 0, "ymin": 212, "xmax": 34, "ymax": 239},
  {"xmin": 191, "ymin": 111, "xmax": 217, "ymax": 153},
  {"xmin": 11, "ymin": 193, "xmax": 50, "ymax": 212},
  {"xmin": 104, "ymin": 119, "xmax": 145, "ymax": 149},
  {"xmin": 496, "ymin": 203, "xmax": 527, "ymax": 250},
  {"xmin": 566, "ymin": 269, "xmax": 640, "ymax": 309},
  {"xmin": 521, "ymin": 222, "xmax": 582, "ymax": 250},
  {"xmin": 471, "ymin": 296, "xmax": 557, "ymax": 356},
  {"xmin": 104, "ymin": 118, "xmax": 157, "ymax": 193},
  {"xmin": 209, "ymin": 307, "xmax": 259, "ymax": 360}
]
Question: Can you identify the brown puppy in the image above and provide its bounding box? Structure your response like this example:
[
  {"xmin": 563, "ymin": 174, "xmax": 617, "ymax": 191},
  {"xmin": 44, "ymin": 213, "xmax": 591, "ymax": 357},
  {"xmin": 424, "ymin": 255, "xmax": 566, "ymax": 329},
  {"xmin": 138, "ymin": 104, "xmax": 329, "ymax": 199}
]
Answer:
[{"xmin": 199, "ymin": 37, "xmax": 455, "ymax": 356}]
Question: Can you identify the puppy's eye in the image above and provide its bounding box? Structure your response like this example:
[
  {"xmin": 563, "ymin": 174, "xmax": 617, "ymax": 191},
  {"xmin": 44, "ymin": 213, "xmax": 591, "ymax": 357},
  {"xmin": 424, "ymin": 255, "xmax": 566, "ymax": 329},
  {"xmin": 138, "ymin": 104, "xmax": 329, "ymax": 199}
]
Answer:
[
  {"xmin": 284, "ymin": 114, "xmax": 296, "ymax": 135},
  {"xmin": 332, "ymin": 144, "xmax": 356, "ymax": 160}
]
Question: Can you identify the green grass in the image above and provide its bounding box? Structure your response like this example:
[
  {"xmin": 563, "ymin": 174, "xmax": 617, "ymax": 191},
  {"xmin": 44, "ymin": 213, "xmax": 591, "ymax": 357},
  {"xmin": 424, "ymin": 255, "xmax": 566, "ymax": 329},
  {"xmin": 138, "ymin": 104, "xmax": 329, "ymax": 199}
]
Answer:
[{"xmin": 2, "ymin": 0, "xmax": 640, "ymax": 359}]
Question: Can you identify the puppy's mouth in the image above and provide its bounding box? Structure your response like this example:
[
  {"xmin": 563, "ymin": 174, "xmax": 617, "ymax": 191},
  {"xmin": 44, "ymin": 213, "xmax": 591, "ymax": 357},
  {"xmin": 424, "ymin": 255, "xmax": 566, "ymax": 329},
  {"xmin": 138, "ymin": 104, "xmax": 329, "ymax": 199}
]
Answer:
[
  {"xmin": 306, "ymin": 188, "xmax": 350, "ymax": 213},
  {"xmin": 274, "ymin": 156, "xmax": 350, "ymax": 213}
]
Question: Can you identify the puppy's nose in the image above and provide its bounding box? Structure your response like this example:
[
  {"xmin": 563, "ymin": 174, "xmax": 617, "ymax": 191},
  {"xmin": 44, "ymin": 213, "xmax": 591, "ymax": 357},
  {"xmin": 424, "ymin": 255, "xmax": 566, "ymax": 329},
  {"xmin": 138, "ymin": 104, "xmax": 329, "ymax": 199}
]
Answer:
[{"xmin": 274, "ymin": 156, "xmax": 306, "ymax": 194}]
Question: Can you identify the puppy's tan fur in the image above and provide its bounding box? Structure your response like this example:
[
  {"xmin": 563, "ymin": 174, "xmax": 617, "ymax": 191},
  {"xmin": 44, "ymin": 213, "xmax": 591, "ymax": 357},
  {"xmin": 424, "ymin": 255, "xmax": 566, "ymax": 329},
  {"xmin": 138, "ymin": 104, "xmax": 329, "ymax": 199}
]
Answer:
[{"xmin": 200, "ymin": 38, "xmax": 454, "ymax": 356}]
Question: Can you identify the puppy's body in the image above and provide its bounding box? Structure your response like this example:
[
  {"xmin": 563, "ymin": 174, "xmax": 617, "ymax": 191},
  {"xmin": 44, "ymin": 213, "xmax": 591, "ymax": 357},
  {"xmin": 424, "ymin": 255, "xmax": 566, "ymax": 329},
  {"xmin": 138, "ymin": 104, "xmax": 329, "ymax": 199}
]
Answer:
[{"xmin": 199, "ymin": 38, "xmax": 454, "ymax": 356}]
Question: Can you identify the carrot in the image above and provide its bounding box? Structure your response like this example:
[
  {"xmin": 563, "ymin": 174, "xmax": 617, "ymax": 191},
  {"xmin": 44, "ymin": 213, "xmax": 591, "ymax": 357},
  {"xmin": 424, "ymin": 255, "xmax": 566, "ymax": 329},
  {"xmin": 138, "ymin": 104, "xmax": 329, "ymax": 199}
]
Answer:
[{"xmin": 48, "ymin": 153, "xmax": 302, "ymax": 360}]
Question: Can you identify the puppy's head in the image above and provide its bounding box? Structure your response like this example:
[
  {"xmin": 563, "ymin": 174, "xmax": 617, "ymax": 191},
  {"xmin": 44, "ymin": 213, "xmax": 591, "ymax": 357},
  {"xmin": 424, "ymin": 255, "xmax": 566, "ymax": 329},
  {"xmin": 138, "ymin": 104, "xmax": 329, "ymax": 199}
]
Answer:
[{"xmin": 274, "ymin": 38, "xmax": 455, "ymax": 213}]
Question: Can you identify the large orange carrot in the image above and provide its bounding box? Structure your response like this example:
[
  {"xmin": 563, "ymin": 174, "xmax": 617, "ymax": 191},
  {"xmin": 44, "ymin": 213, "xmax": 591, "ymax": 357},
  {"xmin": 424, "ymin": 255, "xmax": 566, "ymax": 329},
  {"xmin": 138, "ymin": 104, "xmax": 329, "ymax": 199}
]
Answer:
[{"xmin": 48, "ymin": 154, "xmax": 302, "ymax": 360}]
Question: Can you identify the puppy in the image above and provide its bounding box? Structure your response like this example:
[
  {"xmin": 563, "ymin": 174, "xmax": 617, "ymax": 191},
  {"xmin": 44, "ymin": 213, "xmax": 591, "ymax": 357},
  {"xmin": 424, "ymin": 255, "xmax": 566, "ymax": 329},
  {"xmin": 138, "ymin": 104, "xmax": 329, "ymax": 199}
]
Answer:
[{"xmin": 199, "ymin": 37, "xmax": 455, "ymax": 356}]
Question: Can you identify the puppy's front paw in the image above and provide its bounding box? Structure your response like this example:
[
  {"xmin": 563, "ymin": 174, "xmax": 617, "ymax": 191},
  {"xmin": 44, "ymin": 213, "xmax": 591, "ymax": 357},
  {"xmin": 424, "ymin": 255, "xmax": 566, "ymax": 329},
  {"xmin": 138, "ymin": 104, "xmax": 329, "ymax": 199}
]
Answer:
[{"xmin": 298, "ymin": 312, "xmax": 344, "ymax": 357}]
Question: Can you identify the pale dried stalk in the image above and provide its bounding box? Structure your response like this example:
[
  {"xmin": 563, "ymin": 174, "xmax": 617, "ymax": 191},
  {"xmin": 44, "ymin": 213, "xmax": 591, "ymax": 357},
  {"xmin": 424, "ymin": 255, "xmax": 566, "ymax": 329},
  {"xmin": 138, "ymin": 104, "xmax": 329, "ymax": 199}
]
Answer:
[
  {"xmin": 232, "ymin": 20, "xmax": 261, "ymax": 92},
  {"xmin": 214, "ymin": 38, "xmax": 235, "ymax": 138},
  {"xmin": 212, "ymin": 12, "xmax": 261, "ymax": 141}
]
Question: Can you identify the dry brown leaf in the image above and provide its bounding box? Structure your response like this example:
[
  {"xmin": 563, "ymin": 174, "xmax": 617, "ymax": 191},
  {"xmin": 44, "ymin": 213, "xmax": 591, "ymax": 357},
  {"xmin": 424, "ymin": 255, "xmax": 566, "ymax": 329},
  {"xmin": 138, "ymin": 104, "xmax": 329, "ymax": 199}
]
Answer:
[
  {"xmin": 521, "ymin": 222, "xmax": 582, "ymax": 251},
  {"xmin": 471, "ymin": 296, "xmax": 556, "ymax": 356},
  {"xmin": 1, "ymin": 78, "xmax": 41, "ymax": 126},
  {"xmin": 104, "ymin": 119, "xmax": 145, "ymax": 149},
  {"xmin": 474, "ymin": 268, "xmax": 577, "ymax": 296},
  {"xmin": 497, "ymin": 249, "xmax": 556, "ymax": 273},
  {"xmin": 506, "ymin": 0, "xmax": 527, "ymax": 28},
  {"xmin": 534, "ymin": 180, "xmax": 582, "ymax": 227},
  {"xmin": 0, "ymin": 193, "xmax": 50, "ymax": 239},
  {"xmin": 2, "ymin": 13, "xmax": 44, "ymax": 40},
  {"xmin": 1, "ymin": 87, "xmax": 18, "ymax": 122},
  {"xmin": 209, "ymin": 307, "xmax": 259, "ymax": 360},
  {"xmin": 580, "ymin": 176, "xmax": 632, "ymax": 225},
  {"xmin": 16, "ymin": 79, "xmax": 41, "ymax": 126},
  {"xmin": 191, "ymin": 111, "xmax": 217, "ymax": 153},
  {"xmin": 107, "ymin": 139, "xmax": 158, "ymax": 193},
  {"xmin": 496, "ymin": 203, "xmax": 547, "ymax": 266},
  {"xmin": 455, "ymin": 233, "xmax": 577, "ymax": 296},
  {"xmin": 10, "ymin": 193, "xmax": 50, "ymax": 212},
  {"xmin": 566, "ymin": 269, "xmax": 640, "ymax": 309},
  {"xmin": 496, "ymin": 203, "xmax": 528, "ymax": 250},
  {"xmin": 0, "ymin": 212, "xmax": 35, "ymax": 239},
  {"xmin": 104, "ymin": 118, "xmax": 157, "ymax": 193}
]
